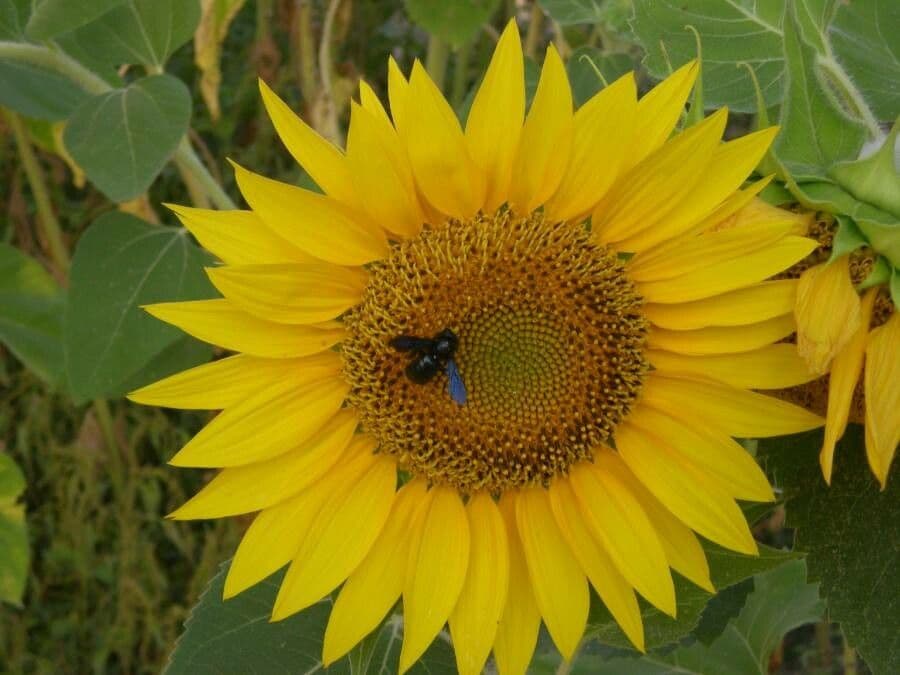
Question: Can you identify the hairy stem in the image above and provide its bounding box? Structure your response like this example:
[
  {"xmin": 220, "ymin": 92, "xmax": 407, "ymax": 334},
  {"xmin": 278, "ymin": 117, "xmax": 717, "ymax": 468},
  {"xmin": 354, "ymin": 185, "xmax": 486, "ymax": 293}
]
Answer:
[{"xmin": 818, "ymin": 56, "xmax": 882, "ymax": 140}]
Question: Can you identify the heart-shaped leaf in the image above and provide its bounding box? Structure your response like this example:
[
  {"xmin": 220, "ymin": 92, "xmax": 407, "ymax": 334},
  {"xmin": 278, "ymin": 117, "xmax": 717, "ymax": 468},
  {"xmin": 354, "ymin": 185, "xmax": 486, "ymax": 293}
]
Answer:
[
  {"xmin": 63, "ymin": 74, "xmax": 191, "ymax": 202},
  {"xmin": 64, "ymin": 212, "xmax": 215, "ymax": 403}
]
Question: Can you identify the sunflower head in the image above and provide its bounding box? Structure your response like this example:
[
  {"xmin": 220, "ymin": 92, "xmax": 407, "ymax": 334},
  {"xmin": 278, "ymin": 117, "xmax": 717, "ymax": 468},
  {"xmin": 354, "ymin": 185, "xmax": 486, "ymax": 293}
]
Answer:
[{"xmin": 131, "ymin": 20, "xmax": 826, "ymax": 675}]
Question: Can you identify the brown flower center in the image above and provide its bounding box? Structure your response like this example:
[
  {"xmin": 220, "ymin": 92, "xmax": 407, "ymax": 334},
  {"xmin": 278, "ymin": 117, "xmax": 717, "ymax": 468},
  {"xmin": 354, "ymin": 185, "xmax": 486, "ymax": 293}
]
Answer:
[{"xmin": 341, "ymin": 210, "xmax": 648, "ymax": 492}]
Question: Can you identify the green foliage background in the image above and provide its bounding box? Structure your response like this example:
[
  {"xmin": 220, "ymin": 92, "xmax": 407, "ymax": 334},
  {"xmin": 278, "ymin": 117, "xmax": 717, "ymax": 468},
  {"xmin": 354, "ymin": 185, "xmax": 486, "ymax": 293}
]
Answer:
[{"xmin": 0, "ymin": 0, "xmax": 896, "ymax": 673}]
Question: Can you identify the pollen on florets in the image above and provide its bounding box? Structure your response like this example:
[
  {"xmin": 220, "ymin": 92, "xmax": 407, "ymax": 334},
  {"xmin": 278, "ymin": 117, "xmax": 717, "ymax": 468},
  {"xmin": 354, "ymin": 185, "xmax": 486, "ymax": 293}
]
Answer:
[{"xmin": 341, "ymin": 209, "xmax": 648, "ymax": 493}]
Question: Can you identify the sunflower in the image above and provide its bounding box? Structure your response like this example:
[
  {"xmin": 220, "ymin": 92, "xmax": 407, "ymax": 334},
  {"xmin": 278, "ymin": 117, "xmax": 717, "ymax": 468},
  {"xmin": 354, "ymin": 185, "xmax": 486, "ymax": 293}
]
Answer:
[
  {"xmin": 787, "ymin": 216, "xmax": 898, "ymax": 488},
  {"xmin": 130, "ymin": 22, "xmax": 825, "ymax": 674}
]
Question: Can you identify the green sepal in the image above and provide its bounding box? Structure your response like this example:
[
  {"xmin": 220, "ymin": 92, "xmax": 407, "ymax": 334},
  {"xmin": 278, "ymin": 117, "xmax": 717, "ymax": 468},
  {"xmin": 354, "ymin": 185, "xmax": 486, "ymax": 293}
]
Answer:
[
  {"xmin": 830, "ymin": 215, "xmax": 868, "ymax": 261},
  {"xmin": 829, "ymin": 118, "xmax": 900, "ymax": 218}
]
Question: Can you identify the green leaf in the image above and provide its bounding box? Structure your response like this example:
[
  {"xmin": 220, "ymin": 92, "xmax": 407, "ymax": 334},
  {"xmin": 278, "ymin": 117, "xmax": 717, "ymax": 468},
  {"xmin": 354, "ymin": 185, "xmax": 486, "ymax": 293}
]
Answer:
[
  {"xmin": 586, "ymin": 542, "xmax": 799, "ymax": 652},
  {"xmin": 690, "ymin": 577, "xmax": 754, "ymax": 646},
  {"xmin": 0, "ymin": 243, "xmax": 65, "ymax": 384},
  {"xmin": 538, "ymin": 0, "xmax": 603, "ymax": 26},
  {"xmin": 404, "ymin": 0, "xmax": 499, "ymax": 48},
  {"xmin": 24, "ymin": 0, "xmax": 126, "ymax": 40},
  {"xmin": 773, "ymin": 3, "xmax": 867, "ymax": 180},
  {"xmin": 0, "ymin": 452, "xmax": 28, "ymax": 606},
  {"xmin": 558, "ymin": 560, "xmax": 823, "ymax": 674},
  {"xmin": 0, "ymin": 59, "xmax": 89, "ymax": 120},
  {"xmin": 829, "ymin": 0, "xmax": 900, "ymax": 121},
  {"xmin": 55, "ymin": 0, "xmax": 201, "ymax": 69},
  {"xmin": 760, "ymin": 427, "xmax": 899, "ymax": 674},
  {"xmin": 630, "ymin": 0, "xmax": 786, "ymax": 112},
  {"xmin": 166, "ymin": 562, "xmax": 457, "ymax": 675},
  {"xmin": 63, "ymin": 74, "xmax": 191, "ymax": 202},
  {"xmin": 829, "ymin": 120, "xmax": 900, "ymax": 218},
  {"xmin": 566, "ymin": 47, "xmax": 634, "ymax": 107},
  {"xmin": 64, "ymin": 212, "xmax": 216, "ymax": 403},
  {"xmin": 0, "ymin": 0, "xmax": 30, "ymax": 40}
]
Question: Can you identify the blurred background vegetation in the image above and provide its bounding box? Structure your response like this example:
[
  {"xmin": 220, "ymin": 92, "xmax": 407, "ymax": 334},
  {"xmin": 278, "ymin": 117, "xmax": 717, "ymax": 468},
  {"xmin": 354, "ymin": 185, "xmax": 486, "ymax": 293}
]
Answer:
[{"xmin": 1, "ymin": 0, "xmax": 894, "ymax": 672}]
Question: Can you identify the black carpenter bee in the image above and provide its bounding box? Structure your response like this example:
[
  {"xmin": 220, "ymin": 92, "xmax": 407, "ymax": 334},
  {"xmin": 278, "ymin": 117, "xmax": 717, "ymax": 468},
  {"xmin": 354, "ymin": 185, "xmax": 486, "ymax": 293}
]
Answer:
[{"xmin": 390, "ymin": 328, "xmax": 468, "ymax": 405}]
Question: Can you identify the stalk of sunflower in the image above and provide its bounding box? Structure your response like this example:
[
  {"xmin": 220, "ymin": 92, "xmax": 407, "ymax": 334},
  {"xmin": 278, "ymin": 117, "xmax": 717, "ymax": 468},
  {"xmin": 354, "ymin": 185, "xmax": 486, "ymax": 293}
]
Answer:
[
  {"xmin": 129, "ymin": 22, "xmax": 825, "ymax": 674},
  {"xmin": 787, "ymin": 215, "xmax": 898, "ymax": 489}
]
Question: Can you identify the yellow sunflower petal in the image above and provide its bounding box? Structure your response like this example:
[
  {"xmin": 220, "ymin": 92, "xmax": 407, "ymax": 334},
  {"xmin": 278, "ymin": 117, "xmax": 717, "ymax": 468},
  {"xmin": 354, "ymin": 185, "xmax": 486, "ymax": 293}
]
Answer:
[
  {"xmin": 864, "ymin": 312, "xmax": 900, "ymax": 488},
  {"xmin": 465, "ymin": 19, "xmax": 525, "ymax": 212},
  {"xmin": 796, "ymin": 256, "xmax": 862, "ymax": 375},
  {"xmin": 166, "ymin": 204, "xmax": 316, "ymax": 265},
  {"xmin": 402, "ymin": 61, "xmax": 485, "ymax": 219},
  {"xmin": 515, "ymin": 486, "xmax": 588, "ymax": 661},
  {"xmin": 569, "ymin": 456, "xmax": 675, "ymax": 616},
  {"xmin": 689, "ymin": 176, "xmax": 772, "ymax": 234},
  {"xmin": 399, "ymin": 486, "xmax": 470, "ymax": 674},
  {"xmin": 615, "ymin": 423, "xmax": 757, "ymax": 555},
  {"xmin": 636, "ymin": 236, "xmax": 817, "ymax": 304},
  {"xmin": 593, "ymin": 107, "xmax": 726, "ymax": 244},
  {"xmin": 258, "ymin": 78, "xmax": 359, "ymax": 209},
  {"xmin": 128, "ymin": 352, "xmax": 338, "ymax": 409},
  {"xmin": 716, "ymin": 195, "xmax": 813, "ymax": 234},
  {"xmin": 648, "ymin": 344, "xmax": 817, "ymax": 389},
  {"xmin": 627, "ymin": 221, "xmax": 796, "ymax": 282},
  {"xmin": 821, "ymin": 288, "xmax": 878, "ymax": 482},
  {"xmin": 272, "ymin": 454, "xmax": 397, "ymax": 620},
  {"xmin": 358, "ymin": 79, "xmax": 391, "ymax": 123},
  {"xmin": 508, "ymin": 44, "xmax": 573, "ymax": 214},
  {"xmin": 231, "ymin": 161, "xmax": 389, "ymax": 266},
  {"xmin": 346, "ymin": 101, "xmax": 424, "ymax": 237},
  {"xmin": 545, "ymin": 73, "xmax": 637, "ymax": 222},
  {"xmin": 642, "ymin": 280, "xmax": 798, "ymax": 329},
  {"xmin": 168, "ymin": 409, "xmax": 358, "ymax": 519},
  {"xmin": 169, "ymin": 374, "xmax": 349, "ymax": 467},
  {"xmin": 449, "ymin": 492, "xmax": 510, "ymax": 675},
  {"xmin": 627, "ymin": 60, "xmax": 698, "ymax": 171},
  {"xmin": 647, "ymin": 314, "xmax": 796, "ymax": 355},
  {"xmin": 144, "ymin": 299, "xmax": 345, "ymax": 358},
  {"xmin": 387, "ymin": 56, "xmax": 409, "ymax": 130},
  {"xmin": 206, "ymin": 263, "xmax": 368, "ymax": 325},
  {"xmin": 615, "ymin": 127, "xmax": 779, "ymax": 252},
  {"xmin": 493, "ymin": 493, "xmax": 541, "ymax": 675},
  {"xmin": 322, "ymin": 479, "xmax": 430, "ymax": 666},
  {"xmin": 548, "ymin": 478, "xmax": 645, "ymax": 651},
  {"xmin": 627, "ymin": 404, "xmax": 775, "ymax": 502},
  {"xmin": 641, "ymin": 372, "xmax": 824, "ymax": 438},
  {"xmin": 222, "ymin": 439, "xmax": 376, "ymax": 599},
  {"xmin": 612, "ymin": 466, "xmax": 713, "ymax": 592}
]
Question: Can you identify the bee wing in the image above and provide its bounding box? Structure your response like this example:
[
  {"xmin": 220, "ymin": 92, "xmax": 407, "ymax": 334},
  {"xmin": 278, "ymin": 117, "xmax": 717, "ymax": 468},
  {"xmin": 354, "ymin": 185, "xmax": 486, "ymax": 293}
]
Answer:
[
  {"xmin": 446, "ymin": 359, "xmax": 468, "ymax": 405},
  {"xmin": 390, "ymin": 336, "xmax": 434, "ymax": 352}
]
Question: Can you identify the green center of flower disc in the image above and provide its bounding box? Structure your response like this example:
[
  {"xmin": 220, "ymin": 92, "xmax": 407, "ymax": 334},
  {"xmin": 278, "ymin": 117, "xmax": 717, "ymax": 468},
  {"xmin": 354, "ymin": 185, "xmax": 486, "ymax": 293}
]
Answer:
[{"xmin": 342, "ymin": 210, "xmax": 649, "ymax": 493}]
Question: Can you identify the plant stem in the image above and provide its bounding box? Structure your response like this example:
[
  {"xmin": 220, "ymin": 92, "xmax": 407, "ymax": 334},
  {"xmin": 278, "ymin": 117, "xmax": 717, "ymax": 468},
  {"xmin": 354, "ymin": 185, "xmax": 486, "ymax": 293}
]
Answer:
[
  {"xmin": 0, "ymin": 40, "xmax": 236, "ymax": 210},
  {"xmin": 3, "ymin": 108, "xmax": 70, "ymax": 276},
  {"xmin": 295, "ymin": 0, "xmax": 318, "ymax": 105},
  {"xmin": 172, "ymin": 138, "xmax": 235, "ymax": 210},
  {"xmin": 524, "ymin": 3, "xmax": 544, "ymax": 59},
  {"xmin": 818, "ymin": 56, "xmax": 882, "ymax": 140},
  {"xmin": 93, "ymin": 399, "xmax": 118, "ymax": 454},
  {"xmin": 425, "ymin": 35, "xmax": 449, "ymax": 91},
  {"xmin": 450, "ymin": 42, "xmax": 473, "ymax": 109},
  {"xmin": 0, "ymin": 41, "xmax": 109, "ymax": 94}
]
